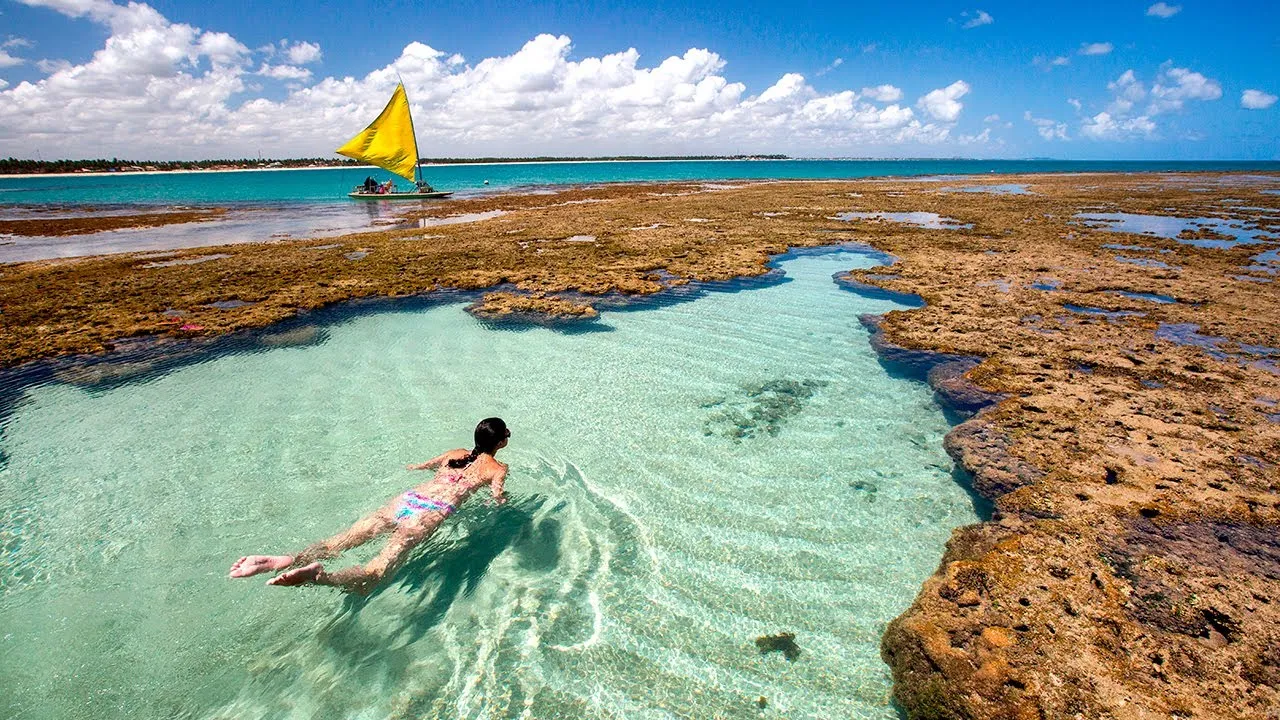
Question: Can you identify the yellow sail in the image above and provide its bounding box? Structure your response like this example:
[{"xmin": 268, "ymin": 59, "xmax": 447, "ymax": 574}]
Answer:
[{"xmin": 336, "ymin": 83, "xmax": 420, "ymax": 181}]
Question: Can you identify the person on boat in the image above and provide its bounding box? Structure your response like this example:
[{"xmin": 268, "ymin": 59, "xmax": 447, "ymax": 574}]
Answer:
[
  {"xmin": 228, "ymin": 418, "xmax": 510, "ymax": 594},
  {"xmin": 378, "ymin": 180, "xmax": 394, "ymax": 194},
  {"xmin": 362, "ymin": 176, "xmax": 378, "ymax": 193}
]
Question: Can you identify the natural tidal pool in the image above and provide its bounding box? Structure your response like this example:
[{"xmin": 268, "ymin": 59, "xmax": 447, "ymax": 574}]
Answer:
[{"xmin": 0, "ymin": 250, "xmax": 979, "ymax": 720}]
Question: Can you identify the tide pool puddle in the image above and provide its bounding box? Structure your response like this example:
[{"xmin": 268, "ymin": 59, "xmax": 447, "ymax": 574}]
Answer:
[
  {"xmin": 1076, "ymin": 212, "xmax": 1278, "ymax": 249},
  {"xmin": 833, "ymin": 211, "xmax": 972, "ymax": 230},
  {"xmin": 0, "ymin": 251, "xmax": 979, "ymax": 719},
  {"xmin": 0, "ymin": 205, "xmax": 503, "ymax": 263},
  {"xmin": 938, "ymin": 184, "xmax": 1030, "ymax": 195}
]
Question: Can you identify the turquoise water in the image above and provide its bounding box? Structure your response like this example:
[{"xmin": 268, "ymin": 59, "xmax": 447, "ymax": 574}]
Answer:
[
  {"xmin": 3, "ymin": 159, "xmax": 1279, "ymax": 205},
  {"xmin": 0, "ymin": 250, "xmax": 979, "ymax": 719}
]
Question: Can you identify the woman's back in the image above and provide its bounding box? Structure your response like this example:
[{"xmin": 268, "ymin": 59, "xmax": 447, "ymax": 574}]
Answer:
[{"xmin": 417, "ymin": 450, "xmax": 505, "ymax": 507}]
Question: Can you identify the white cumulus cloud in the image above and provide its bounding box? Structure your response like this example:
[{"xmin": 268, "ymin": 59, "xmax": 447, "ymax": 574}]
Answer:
[
  {"xmin": 285, "ymin": 40, "xmax": 321, "ymax": 65},
  {"xmin": 1149, "ymin": 65, "xmax": 1221, "ymax": 114},
  {"xmin": 0, "ymin": 0, "xmax": 975, "ymax": 158},
  {"xmin": 1106, "ymin": 70, "xmax": 1147, "ymax": 114},
  {"xmin": 1241, "ymin": 89, "xmax": 1277, "ymax": 110},
  {"xmin": 1146, "ymin": 2, "xmax": 1181, "ymax": 18},
  {"xmin": 960, "ymin": 10, "xmax": 994, "ymax": 29},
  {"xmin": 861, "ymin": 84, "xmax": 902, "ymax": 102},
  {"xmin": 1081, "ymin": 111, "xmax": 1156, "ymax": 140},
  {"xmin": 0, "ymin": 49, "xmax": 26, "ymax": 68},
  {"xmin": 258, "ymin": 63, "xmax": 311, "ymax": 81},
  {"xmin": 916, "ymin": 80, "xmax": 969, "ymax": 122},
  {"xmin": 1079, "ymin": 42, "xmax": 1113, "ymax": 56},
  {"xmin": 1024, "ymin": 111, "xmax": 1068, "ymax": 140},
  {"xmin": 1082, "ymin": 64, "xmax": 1213, "ymax": 142}
]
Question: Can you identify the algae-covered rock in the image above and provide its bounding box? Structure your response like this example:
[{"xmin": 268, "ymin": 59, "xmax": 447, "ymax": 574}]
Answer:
[
  {"xmin": 755, "ymin": 632, "xmax": 801, "ymax": 662},
  {"xmin": 703, "ymin": 378, "xmax": 828, "ymax": 441},
  {"xmin": 467, "ymin": 291, "xmax": 599, "ymax": 326}
]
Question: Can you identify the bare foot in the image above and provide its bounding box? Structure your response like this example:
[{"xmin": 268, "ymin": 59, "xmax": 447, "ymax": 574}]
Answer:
[
  {"xmin": 228, "ymin": 555, "xmax": 295, "ymax": 578},
  {"xmin": 267, "ymin": 562, "xmax": 324, "ymax": 587}
]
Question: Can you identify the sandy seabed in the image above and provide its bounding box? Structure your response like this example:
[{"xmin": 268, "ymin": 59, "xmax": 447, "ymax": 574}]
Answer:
[{"xmin": 2, "ymin": 173, "xmax": 1279, "ymax": 719}]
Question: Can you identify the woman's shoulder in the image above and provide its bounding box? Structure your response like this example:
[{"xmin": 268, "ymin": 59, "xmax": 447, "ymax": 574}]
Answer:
[{"xmin": 480, "ymin": 454, "xmax": 508, "ymax": 472}]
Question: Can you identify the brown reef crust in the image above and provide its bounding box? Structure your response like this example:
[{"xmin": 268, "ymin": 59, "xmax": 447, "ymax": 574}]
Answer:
[
  {"xmin": 2, "ymin": 173, "xmax": 1279, "ymax": 718},
  {"xmin": 0, "ymin": 207, "xmax": 227, "ymax": 237}
]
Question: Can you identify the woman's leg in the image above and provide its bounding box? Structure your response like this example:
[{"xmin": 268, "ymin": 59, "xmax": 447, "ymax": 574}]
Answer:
[
  {"xmin": 229, "ymin": 512, "xmax": 395, "ymax": 578},
  {"xmin": 292, "ymin": 513, "xmax": 396, "ymax": 564},
  {"xmin": 269, "ymin": 514, "xmax": 444, "ymax": 594}
]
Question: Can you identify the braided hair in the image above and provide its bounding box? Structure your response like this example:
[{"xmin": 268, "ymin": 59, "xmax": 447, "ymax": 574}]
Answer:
[{"xmin": 447, "ymin": 417, "xmax": 509, "ymax": 469}]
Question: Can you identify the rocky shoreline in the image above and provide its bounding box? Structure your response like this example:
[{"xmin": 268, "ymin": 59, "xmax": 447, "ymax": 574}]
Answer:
[{"xmin": 2, "ymin": 173, "xmax": 1278, "ymax": 718}]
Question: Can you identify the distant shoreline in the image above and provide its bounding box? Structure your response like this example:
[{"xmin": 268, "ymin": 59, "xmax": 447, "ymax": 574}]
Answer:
[
  {"xmin": 0, "ymin": 158, "xmax": 792, "ymax": 180},
  {"xmin": 0, "ymin": 155, "xmax": 791, "ymax": 179}
]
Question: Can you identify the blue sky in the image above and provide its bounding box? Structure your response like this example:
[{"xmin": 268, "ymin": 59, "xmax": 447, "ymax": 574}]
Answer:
[{"xmin": 0, "ymin": 0, "xmax": 1276, "ymax": 159}]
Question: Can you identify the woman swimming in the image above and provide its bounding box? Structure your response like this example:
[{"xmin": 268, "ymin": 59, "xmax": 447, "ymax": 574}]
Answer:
[{"xmin": 228, "ymin": 417, "xmax": 510, "ymax": 594}]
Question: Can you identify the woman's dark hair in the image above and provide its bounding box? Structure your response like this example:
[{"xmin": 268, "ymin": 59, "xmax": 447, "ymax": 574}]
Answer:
[{"xmin": 447, "ymin": 417, "xmax": 509, "ymax": 468}]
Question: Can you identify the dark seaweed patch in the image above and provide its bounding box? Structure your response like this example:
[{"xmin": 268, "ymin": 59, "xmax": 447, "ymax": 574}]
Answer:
[
  {"xmin": 755, "ymin": 632, "xmax": 801, "ymax": 661},
  {"xmin": 703, "ymin": 378, "xmax": 829, "ymax": 441}
]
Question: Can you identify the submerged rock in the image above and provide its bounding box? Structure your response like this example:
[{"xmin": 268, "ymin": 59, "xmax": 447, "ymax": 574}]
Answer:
[
  {"xmin": 55, "ymin": 359, "xmax": 159, "ymax": 386},
  {"xmin": 257, "ymin": 325, "xmax": 321, "ymax": 348},
  {"xmin": 755, "ymin": 632, "xmax": 801, "ymax": 662},
  {"xmin": 703, "ymin": 378, "xmax": 828, "ymax": 441}
]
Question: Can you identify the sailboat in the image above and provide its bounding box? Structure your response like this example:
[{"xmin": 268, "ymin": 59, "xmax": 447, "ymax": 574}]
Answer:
[{"xmin": 337, "ymin": 83, "xmax": 453, "ymax": 200}]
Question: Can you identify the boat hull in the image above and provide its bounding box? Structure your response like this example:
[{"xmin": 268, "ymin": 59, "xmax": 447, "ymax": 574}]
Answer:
[{"xmin": 348, "ymin": 190, "xmax": 454, "ymax": 200}]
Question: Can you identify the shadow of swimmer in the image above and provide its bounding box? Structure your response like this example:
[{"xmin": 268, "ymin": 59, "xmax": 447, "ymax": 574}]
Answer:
[{"xmin": 339, "ymin": 494, "xmax": 552, "ymax": 634}]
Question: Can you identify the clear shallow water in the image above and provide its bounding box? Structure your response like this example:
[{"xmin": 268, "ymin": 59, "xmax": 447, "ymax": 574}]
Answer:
[
  {"xmin": 0, "ymin": 251, "xmax": 978, "ymax": 720},
  {"xmin": 833, "ymin": 211, "xmax": 972, "ymax": 230},
  {"xmin": 1075, "ymin": 212, "xmax": 1279, "ymax": 249},
  {"xmin": 0, "ymin": 204, "xmax": 506, "ymax": 263},
  {"xmin": 938, "ymin": 184, "xmax": 1030, "ymax": 195},
  {"xmin": 1110, "ymin": 291, "xmax": 1178, "ymax": 304}
]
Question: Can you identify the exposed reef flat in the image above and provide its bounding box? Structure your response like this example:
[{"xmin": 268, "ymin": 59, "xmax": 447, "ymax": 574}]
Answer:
[
  {"xmin": 0, "ymin": 207, "xmax": 227, "ymax": 237},
  {"xmin": 2, "ymin": 173, "xmax": 1280, "ymax": 718}
]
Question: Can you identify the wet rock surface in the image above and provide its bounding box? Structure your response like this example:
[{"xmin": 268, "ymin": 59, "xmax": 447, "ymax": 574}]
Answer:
[
  {"xmin": 2, "ymin": 173, "xmax": 1279, "ymax": 718},
  {"xmin": 0, "ymin": 207, "xmax": 227, "ymax": 237},
  {"xmin": 466, "ymin": 291, "xmax": 600, "ymax": 327}
]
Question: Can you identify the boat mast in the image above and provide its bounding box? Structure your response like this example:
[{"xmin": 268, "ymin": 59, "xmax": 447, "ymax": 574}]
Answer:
[{"xmin": 399, "ymin": 79, "xmax": 423, "ymax": 186}]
